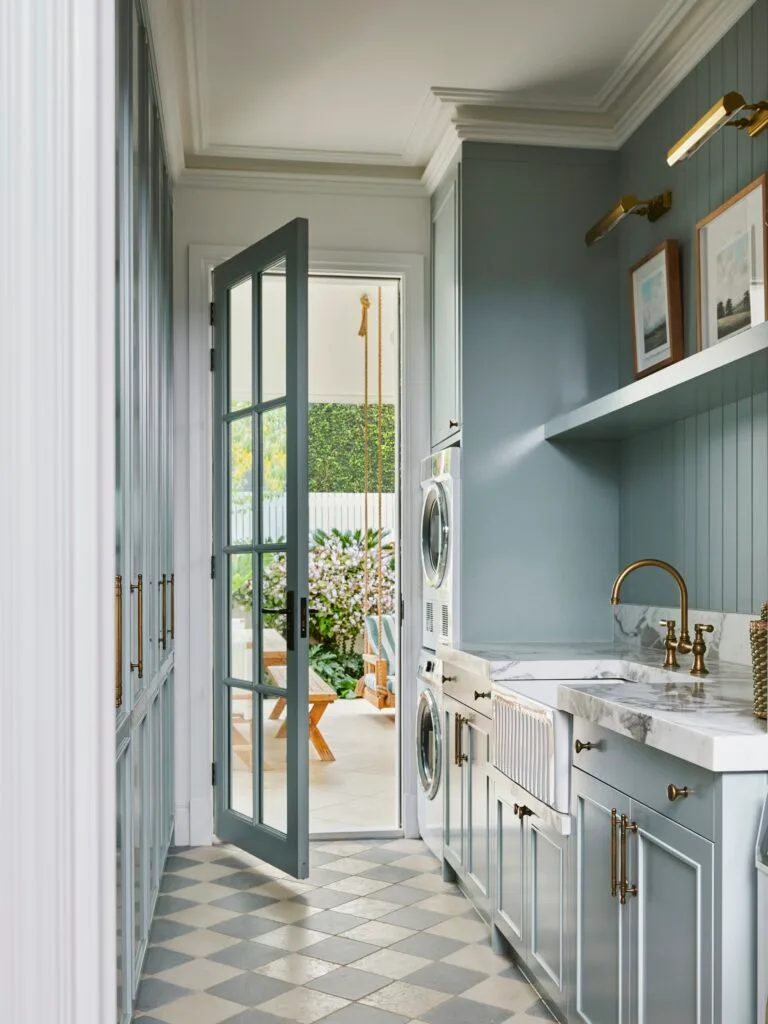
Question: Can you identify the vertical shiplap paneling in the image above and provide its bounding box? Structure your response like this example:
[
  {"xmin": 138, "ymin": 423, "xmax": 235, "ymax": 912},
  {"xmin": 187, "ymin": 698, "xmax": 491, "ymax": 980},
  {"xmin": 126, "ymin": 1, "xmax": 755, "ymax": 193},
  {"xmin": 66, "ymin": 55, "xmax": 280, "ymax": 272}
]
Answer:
[
  {"xmin": 752, "ymin": 389, "xmax": 768, "ymax": 606},
  {"xmin": 696, "ymin": 411, "xmax": 710, "ymax": 611},
  {"xmin": 709, "ymin": 405, "xmax": 724, "ymax": 609},
  {"xmin": 721, "ymin": 400, "xmax": 739, "ymax": 610},
  {"xmin": 617, "ymin": 0, "xmax": 768, "ymax": 612},
  {"xmin": 737, "ymin": 393, "xmax": 754, "ymax": 611}
]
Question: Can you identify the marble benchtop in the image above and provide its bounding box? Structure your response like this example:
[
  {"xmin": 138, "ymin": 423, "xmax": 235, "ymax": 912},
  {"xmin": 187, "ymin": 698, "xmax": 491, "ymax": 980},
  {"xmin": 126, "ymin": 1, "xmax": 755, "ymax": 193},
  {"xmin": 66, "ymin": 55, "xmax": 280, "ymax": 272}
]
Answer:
[{"xmin": 436, "ymin": 641, "xmax": 768, "ymax": 772}]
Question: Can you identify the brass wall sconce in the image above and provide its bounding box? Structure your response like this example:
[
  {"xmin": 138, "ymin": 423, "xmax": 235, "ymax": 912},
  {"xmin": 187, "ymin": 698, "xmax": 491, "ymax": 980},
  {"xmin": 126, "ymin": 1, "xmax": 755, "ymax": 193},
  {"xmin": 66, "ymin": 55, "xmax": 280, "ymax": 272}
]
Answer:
[
  {"xmin": 667, "ymin": 92, "xmax": 768, "ymax": 166},
  {"xmin": 585, "ymin": 191, "xmax": 672, "ymax": 247}
]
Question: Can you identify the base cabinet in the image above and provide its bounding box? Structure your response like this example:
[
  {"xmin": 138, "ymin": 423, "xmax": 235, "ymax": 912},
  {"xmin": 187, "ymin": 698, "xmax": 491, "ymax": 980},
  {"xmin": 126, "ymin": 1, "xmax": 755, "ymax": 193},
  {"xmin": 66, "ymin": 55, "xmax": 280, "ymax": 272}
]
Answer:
[
  {"xmin": 444, "ymin": 697, "xmax": 491, "ymax": 917},
  {"xmin": 572, "ymin": 768, "xmax": 714, "ymax": 1024},
  {"xmin": 492, "ymin": 779, "xmax": 568, "ymax": 1017}
]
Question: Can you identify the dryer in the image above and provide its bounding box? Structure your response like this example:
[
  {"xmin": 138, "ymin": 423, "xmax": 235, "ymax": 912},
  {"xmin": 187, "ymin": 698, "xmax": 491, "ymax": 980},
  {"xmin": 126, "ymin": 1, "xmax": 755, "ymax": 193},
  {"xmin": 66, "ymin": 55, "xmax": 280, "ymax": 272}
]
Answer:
[
  {"xmin": 415, "ymin": 650, "xmax": 444, "ymax": 861},
  {"xmin": 420, "ymin": 446, "xmax": 460, "ymax": 651}
]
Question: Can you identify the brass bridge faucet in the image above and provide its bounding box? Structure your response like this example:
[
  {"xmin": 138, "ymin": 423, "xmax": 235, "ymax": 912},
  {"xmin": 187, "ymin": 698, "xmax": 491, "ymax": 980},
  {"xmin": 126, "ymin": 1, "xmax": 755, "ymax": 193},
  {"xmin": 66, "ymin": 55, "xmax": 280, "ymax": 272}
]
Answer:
[{"xmin": 610, "ymin": 559, "xmax": 713, "ymax": 676}]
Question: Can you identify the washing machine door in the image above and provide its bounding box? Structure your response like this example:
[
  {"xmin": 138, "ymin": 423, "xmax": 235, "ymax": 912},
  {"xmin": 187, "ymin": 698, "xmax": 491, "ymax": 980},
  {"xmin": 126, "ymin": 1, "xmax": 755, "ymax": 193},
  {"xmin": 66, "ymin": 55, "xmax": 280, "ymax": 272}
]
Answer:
[
  {"xmin": 421, "ymin": 481, "xmax": 449, "ymax": 589},
  {"xmin": 416, "ymin": 688, "xmax": 442, "ymax": 800}
]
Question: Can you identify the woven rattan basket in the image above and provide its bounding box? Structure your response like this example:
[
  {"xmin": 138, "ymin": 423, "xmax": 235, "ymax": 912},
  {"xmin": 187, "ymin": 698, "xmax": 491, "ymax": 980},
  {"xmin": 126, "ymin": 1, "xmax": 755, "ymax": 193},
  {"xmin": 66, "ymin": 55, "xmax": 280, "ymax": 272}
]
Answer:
[{"xmin": 750, "ymin": 603, "xmax": 768, "ymax": 719}]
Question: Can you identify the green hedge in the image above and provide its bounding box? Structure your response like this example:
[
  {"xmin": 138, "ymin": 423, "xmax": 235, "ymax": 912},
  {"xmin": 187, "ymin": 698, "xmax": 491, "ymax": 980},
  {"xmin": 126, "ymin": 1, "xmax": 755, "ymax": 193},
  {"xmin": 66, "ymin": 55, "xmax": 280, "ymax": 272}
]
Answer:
[{"xmin": 309, "ymin": 403, "xmax": 395, "ymax": 492}]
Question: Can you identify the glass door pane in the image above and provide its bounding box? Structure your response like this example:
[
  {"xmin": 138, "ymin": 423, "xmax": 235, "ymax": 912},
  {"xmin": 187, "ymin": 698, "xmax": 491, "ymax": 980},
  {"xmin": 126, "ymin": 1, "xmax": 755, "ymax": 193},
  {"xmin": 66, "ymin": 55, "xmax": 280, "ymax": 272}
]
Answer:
[{"xmin": 213, "ymin": 220, "xmax": 309, "ymax": 879}]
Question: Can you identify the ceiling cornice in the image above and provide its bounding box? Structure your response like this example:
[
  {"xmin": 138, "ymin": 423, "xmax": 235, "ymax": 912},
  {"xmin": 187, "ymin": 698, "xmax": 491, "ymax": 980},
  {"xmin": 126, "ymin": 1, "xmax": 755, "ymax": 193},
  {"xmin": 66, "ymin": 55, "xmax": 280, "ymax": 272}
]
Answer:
[
  {"xmin": 176, "ymin": 167, "xmax": 428, "ymax": 199},
  {"xmin": 151, "ymin": 0, "xmax": 757, "ymax": 194},
  {"xmin": 141, "ymin": 0, "xmax": 185, "ymax": 178}
]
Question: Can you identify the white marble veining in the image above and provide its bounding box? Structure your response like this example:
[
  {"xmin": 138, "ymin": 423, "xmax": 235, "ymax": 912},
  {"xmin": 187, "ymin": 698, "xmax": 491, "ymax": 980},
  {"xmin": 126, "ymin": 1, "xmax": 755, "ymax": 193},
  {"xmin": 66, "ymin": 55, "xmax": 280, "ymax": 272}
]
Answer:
[
  {"xmin": 438, "ymin": 640, "xmax": 768, "ymax": 772},
  {"xmin": 613, "ymin": 603, "xmax": 756, "ymax": 666}
]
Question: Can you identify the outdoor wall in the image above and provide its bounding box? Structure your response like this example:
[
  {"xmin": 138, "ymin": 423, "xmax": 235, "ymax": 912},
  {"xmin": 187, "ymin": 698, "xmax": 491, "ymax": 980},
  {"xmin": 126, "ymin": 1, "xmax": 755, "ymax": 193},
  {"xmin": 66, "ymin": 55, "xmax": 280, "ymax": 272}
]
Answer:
[{"xmin": 173, "ymin": 181, "xmax": 429, "ymax": 845}]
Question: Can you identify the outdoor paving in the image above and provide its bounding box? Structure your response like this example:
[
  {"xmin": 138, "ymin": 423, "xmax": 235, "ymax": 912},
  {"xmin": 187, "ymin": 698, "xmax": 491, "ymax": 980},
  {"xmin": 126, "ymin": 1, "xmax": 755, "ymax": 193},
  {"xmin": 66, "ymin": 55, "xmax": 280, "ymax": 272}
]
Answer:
[{"xmin": 134, "ymin": 838, "xmax": 554, "ymax": 1023}]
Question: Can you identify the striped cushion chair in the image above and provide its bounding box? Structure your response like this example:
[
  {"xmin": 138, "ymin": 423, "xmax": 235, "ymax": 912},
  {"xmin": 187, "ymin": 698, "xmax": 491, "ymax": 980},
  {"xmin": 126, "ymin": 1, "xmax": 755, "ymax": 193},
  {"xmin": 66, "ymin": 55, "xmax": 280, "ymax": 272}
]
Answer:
[{"xmin": 356, "ymin": 614, "xmax": 396, "ymax": 710}]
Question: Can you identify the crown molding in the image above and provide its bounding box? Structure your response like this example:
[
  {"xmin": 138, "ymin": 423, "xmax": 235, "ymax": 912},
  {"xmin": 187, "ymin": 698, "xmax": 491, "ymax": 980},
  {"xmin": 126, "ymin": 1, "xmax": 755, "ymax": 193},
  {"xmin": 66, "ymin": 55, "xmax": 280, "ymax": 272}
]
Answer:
[
  {"xmin": 143, "ymin": 0, "xmax": 185, "ymax": 178},
  {"xmin": 198, "ymin": 142, "xmax": 410, "ymax": 167},
  {"xmin": 183, "ymin": 0, "xmax": 207, "ymax": 154},
  {"xmin": 177, "ymin": 167, "xmax": 427, "ymax": 198}
]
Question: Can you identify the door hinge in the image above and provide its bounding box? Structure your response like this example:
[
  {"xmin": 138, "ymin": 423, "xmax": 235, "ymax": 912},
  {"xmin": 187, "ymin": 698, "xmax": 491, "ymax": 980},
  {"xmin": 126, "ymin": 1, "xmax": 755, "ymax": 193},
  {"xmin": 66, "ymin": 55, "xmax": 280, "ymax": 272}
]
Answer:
[
  {"xmin": 211, "ymin": 762, "xmax": 217, "ymax": 787},
  {"xmin": 209, "ymin": 301, "xmax": 216, "ymax": 326},
  {"xmin": 209, "ymin": 348, "xmax": 215, "ymax": 372},
  {"xmin": 400, "ymin": 595, "xmax": 405, "ymax": 623},
  {"xmin": 210, "ymin": 555, "xmax": 216, "ymax": 580}
]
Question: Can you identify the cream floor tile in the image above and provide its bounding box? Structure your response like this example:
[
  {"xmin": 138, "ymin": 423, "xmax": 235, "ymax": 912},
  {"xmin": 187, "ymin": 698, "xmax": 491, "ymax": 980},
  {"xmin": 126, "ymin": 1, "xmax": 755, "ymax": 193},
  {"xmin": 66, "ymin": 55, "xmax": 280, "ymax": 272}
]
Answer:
[
  {"xmin": 176, "ymin": 846, "xmax": 231, "ymax": 863},
  {"xmin": 256, "ymin": 952, "xmax": 339, "ymax": 985},
  {"xmin": 333, "ymin": 897, "xmax": 400, "ymax": 920},
  {"xmin": 401, "ymin": 873, "xmax": 457, "ymax": 894},
  {"xmin": 391, "ymin": 855, "xmax": 440, "ymax": 873},
  {"xmin": 340, "ymin": 921, "xmax": 416, "ymax": 947},
  {"xmin": 174, "ymin": 882, "xmax": 236, "ymax": 904},
  {"xmin": 323, "ymin": 857, "xmax": 375, "ymax": 876},
  {"xmin": 175, "ymin": 862, "xmax": 235, "ymax": 882},
  {"xmin": 159, "ymin": 929, "xmax": 240, "ymax": 958},
  {"xmin": 382, "ymin": 839, "xmax": 429, "ymax": 854},
  {"xmin": 165, "ymin": 904, "xmax": 237, "ymax": 929},
  {"xmin": 352, "ymin": 948, "xmax": 432, "ymax": 980},
  {"xmin": 149, "ymin": 992, "xmax": 244, "ymax": 1024},
  {"xmin": 441, "ymin": 942, "xmax": 511, "ymax": 976},
  {"xmin": 258, "ymin": 986, "xmax": 349, "ymax": 1023},
  {"xmin": 463, "ymin": 974, "xmax": 541, "ymax": 1012},
  {"xmin": 326, "ymin": 875, "xmax": 391, "ymax": 896},
  {"xmin": 425, "ymin": 917, "xmax": 490, "ymax": 944},
  {"xmin": 253, "ymin": 901, "xmax": 323, "ymax": 924},
  {"xmin": 315, "ymin": 842, "xmax": 376, "ymax": 856},
  {"xmin": 252, "ymin": 879, "xmax": 315, "ymax": 900},
  {"xmin": 254, "ymin": 925, "xmax": 328, "ymax": 952},
  {"xmin": 362, "ymin": 980, "xmax": 450, "ymax": 1017},
  {"xmin": 153, "ymin": 957, "xmax": 241, "ymax": 991},
  {"xmin": 413, "ymin": 893, "xmax": 471, "ymax": 917}
]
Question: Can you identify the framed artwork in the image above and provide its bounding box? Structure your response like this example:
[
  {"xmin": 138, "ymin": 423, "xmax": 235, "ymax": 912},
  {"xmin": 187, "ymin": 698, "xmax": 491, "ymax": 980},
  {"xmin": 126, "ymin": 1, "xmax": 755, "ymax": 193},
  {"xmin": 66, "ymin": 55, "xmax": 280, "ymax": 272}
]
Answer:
[
  {"xmin": 696, "ymin": 174, "xmax": 768, "ymax": 350},
  {"xmin": 629, "ymin": 240, "xmax": 683, "ymax": 378}
]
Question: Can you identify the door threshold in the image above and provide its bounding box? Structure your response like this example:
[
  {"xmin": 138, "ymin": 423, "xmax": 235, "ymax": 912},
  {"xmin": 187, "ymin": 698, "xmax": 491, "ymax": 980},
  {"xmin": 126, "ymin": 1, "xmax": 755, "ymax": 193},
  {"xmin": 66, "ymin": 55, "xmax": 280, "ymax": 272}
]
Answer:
[{"xmin": 310, "ymin": 829, "xmax": 404, "ymax": 842}]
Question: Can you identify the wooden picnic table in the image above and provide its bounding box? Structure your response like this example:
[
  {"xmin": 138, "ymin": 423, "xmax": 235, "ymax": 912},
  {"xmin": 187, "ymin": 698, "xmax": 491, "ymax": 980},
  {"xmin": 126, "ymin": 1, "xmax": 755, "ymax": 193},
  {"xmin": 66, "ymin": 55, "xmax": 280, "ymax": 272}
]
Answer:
[{"xmin": 266, "ymin": 663, "xmax": 338, "ymax": 762}]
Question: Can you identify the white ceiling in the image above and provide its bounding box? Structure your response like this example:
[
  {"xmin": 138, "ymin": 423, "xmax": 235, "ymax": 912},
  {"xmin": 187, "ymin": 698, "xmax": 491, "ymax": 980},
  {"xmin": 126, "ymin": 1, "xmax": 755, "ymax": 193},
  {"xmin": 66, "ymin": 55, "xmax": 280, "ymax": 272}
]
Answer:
[{"xmin": 148, "ymin": 0, "xmax": 754, "ymax": 189}]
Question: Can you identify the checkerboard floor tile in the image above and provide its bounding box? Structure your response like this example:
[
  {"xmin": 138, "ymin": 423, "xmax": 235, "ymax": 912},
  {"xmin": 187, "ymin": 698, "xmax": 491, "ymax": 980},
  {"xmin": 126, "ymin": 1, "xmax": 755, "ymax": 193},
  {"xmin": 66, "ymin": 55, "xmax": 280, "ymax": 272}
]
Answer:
[{"xmin": 134, "ymin": 839, "xmax": 555, "ymax": 1023}]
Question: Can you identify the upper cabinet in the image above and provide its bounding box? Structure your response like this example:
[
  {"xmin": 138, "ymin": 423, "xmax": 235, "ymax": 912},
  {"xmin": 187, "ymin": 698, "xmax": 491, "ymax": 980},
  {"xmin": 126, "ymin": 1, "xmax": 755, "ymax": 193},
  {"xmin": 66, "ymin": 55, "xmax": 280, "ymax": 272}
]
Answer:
[{"xmin": 430, "ymin": 165, "xmax": 461, "ymax": 450}]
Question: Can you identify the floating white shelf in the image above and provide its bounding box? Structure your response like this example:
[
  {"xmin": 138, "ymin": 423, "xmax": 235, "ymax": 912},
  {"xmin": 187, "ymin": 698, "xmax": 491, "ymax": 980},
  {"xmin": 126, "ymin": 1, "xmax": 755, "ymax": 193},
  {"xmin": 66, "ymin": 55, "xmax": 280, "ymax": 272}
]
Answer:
[{"xmin": 544, "ymin": 322, "xmax": 768, "ymax": 441}]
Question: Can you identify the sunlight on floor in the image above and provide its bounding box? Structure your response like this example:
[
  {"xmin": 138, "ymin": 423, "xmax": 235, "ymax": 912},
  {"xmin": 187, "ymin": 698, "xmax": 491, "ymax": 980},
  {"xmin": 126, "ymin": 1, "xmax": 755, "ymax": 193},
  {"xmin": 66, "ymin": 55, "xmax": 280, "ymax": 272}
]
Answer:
[{"xmin": 232, "ymin": 698, "xmax": 398, "ymax": 834}]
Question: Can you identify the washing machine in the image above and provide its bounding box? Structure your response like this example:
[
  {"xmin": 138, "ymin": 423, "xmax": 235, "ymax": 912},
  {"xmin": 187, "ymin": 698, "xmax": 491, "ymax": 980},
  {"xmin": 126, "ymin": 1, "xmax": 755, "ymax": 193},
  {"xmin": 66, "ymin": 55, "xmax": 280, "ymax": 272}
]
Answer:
[
  {"xmin": 416, "ymin": 650, "xmax": 444, "ymax": 861},
  {"xmin": 421, "ymin": 446, "xmax": 460, "ymax": 651}
]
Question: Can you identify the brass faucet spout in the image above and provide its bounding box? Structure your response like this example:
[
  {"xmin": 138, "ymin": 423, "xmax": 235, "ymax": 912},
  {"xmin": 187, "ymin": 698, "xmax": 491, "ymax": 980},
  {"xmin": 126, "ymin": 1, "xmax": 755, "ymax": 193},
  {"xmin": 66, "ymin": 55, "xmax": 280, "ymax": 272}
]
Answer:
[{"xmin": 610, "ymin": 559, "xmax": 691, "ymax": 652}]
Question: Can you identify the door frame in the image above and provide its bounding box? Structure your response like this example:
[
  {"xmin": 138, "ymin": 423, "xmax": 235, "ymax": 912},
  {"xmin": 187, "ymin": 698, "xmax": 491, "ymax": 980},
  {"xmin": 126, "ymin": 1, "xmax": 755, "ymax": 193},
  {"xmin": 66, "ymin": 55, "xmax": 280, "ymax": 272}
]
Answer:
[{"xmin": 177, "ymin": 244, "xmax": 428, "ymax": 846}]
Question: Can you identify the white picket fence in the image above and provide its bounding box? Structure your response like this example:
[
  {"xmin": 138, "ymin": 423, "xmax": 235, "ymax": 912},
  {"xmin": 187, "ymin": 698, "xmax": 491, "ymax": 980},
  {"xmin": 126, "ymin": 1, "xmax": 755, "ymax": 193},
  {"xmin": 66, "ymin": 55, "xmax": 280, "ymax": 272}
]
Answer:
[{"xmin": 231, "ymin": 492, "xmax": 396, "ymax": 543}]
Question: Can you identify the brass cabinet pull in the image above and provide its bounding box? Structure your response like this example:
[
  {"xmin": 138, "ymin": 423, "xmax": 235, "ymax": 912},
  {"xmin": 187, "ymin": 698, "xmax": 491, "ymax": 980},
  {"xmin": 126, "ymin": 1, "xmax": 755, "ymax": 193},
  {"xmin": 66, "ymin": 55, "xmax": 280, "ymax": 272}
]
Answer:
[
  {"xmin": 610, "ymin": 808, "xmax": 619, "ymax": 898},
  {"xmin": 169, "ymin": 573, "xmax": 175, "ymax": 640},
  {"xmin": 667, "ymin": 783, "xmax": 690, "ymax": 802},
  {"xmin": 575, "ymin": 740, "xmax": 595, "ymax": 754},
  {"xmin": 115, "ymin": 575, "xmax": 123, "ymax": 709},
  {"xmin": 442, "ymin": 674, "xmax": 456, "ymax": 683},
  {"xmin": 130, "ymin": 574, "xmax": 143, "ymax": 678},
  {"xmin": 474, "ymin": 690, "xmax": 491, "ymax": 700},
  {"xmin": 619, "ymin": 814, "xmax": 638, "ymax": 904},
  {"xmin": 159, "ymin": 574, "xmax": 167, "ymax": 651},
  {"xmin": 514, "ymin": 803, "xmax": 533, "ymax": 820},
  {"xmin": 449, "ymin": 420, "xmax": 459, "ymax": 428},
  {"xmin": 454, "ymin": 712, "xmax": 468, "ymax": 766}
]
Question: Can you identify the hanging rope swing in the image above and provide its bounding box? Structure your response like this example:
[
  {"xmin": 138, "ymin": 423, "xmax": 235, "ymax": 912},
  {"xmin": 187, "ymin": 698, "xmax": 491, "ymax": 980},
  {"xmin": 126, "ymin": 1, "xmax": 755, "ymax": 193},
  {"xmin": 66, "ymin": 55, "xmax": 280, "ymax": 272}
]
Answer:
[{"xmin": 356, "ymin": 289, "xmax": 393, "ymax": 709}]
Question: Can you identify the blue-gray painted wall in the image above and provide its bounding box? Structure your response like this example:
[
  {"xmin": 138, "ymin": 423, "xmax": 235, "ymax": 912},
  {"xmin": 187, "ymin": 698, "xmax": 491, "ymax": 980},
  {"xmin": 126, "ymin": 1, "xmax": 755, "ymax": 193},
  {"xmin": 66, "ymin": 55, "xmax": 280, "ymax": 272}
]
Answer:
[
  {"xmin": 459, "ymin": 144, "xmax": 620, "ymax": 642},
  {"xmin": 617, "ymin": 0, "xmax": 768, "ymax": 610}
]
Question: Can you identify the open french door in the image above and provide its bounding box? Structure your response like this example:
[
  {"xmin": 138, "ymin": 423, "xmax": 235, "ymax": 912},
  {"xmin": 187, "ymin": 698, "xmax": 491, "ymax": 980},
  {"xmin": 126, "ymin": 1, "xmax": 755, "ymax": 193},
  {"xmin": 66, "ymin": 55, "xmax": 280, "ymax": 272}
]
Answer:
[{"xmin": 212, "ymin": 219, "xmax": 309, "ymax": 878}]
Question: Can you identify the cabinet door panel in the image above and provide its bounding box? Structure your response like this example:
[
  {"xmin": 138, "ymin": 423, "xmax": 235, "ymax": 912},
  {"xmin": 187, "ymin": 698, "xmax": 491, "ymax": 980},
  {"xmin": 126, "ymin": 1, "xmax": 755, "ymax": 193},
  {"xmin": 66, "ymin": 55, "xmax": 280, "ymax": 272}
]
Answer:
[
  {"xmin": 573, "ymin": 769, "xmax": 630, "ymax": 1024},
  {"xmin": 431, "ymin": 174, "xmax": 460, "ymax": 448},
  {"xmin": 467, "ymin": 717, "xmax": 490, "ymax": 905},
  {"xmin": 529, "ymin": 820, "xmax": 566, "ymax": 995},
  {"xmin": 444, "ymin": 701, "xmax": 464, "ymax": 869},
  {"xmin": 629, "ymin": 800, "xmax": 713, "ymax": 1024},
  {"xmin": 494, "ymin": 787, "xmax": 525, "ymax": 947}
]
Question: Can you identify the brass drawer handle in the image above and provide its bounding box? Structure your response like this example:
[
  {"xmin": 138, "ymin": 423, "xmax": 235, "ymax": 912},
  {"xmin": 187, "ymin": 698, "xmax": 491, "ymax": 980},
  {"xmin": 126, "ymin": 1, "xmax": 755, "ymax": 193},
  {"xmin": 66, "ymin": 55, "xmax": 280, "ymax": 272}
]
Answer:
[
  {"xmin": 610, "ymin": 808, "xmax": 618, "ymax": 898},
  {"xmin": 115, "ymin": 575, "xmax": 123, "ymax": 709},
  {"xmin": 474, "ymin": 690, "xmax": 491, "ymax": 700},
  {"xmin": 619, "ymin": 814, "xmax": 638, "ymax": 904},
  {"xmin": 169, "ymin": 573, "xmax": 175, "ymax": 640},
  {"xmin": 159, "ymin": 574, "xmax": 167, "ymax": 651},
  {"xmin": 454, "ymin": 713, "xmax": 467, "ymax": 766},
  {"xmin": 442, "ymin": 674, "xmax": 456, "ymax": 683},
  {"xmin": 449, "ymin": 420, "xmax": 459, "ymax": 428},
  {"xmin": 130, "ymin": 574, "xmax": 143, "ymax": 678},
  {"xmin": 575, "ymin": 739, "xmax": 595, "ymax": 753},
  {"xmin": 514, "ymin": 804, "xmax": 533, "ymax": 820},
  {"xmin": 667, "ymin": 783, "xmax": 690, "ymax": 802}
]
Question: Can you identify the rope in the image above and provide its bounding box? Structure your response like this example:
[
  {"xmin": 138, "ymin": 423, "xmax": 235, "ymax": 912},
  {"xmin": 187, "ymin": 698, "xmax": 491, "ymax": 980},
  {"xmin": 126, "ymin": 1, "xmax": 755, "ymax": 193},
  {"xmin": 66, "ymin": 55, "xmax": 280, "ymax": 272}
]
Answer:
[{"xmin": 358, "ymin": 295, "xmax": 371, "ymax": 654}]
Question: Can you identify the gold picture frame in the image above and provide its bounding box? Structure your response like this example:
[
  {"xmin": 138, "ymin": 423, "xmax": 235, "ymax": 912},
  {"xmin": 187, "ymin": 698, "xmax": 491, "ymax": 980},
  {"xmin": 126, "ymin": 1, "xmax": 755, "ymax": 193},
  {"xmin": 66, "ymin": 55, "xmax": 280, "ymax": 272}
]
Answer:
[{"xmin": 629, "ymin": 240, "xmax": 684, "ymax": 379}]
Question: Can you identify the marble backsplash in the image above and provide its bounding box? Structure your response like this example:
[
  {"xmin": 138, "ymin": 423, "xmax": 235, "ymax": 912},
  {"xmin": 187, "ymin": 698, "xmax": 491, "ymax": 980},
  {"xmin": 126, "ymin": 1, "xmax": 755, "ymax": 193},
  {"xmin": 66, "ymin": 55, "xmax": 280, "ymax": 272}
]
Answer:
[{"xmin": 613, "ymin": 603, "xmax": 765, "ymax": 667}]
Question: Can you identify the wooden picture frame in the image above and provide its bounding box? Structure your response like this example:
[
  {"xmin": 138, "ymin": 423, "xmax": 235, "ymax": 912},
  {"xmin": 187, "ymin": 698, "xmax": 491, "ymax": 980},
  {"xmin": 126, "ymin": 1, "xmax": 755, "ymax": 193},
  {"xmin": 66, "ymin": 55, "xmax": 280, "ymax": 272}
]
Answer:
[
  {"xmin": 696, "ymin": 173, "xmax": 768, "ymax": 350},
  {"xmin": 629, "ymin": 240, "xmax": 683, "ymax": 379}
]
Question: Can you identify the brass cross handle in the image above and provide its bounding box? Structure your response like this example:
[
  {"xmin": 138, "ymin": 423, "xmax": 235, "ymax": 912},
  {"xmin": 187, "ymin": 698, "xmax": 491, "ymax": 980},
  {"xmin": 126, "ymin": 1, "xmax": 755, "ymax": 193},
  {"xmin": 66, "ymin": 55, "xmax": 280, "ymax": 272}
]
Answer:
[
  {"xmin": 690, "ymin": 623, "xmax": 714, "ymax": 677},
  {"xmin": 659, "ymin": 619, "xmax": 679, "ymax": 669}
]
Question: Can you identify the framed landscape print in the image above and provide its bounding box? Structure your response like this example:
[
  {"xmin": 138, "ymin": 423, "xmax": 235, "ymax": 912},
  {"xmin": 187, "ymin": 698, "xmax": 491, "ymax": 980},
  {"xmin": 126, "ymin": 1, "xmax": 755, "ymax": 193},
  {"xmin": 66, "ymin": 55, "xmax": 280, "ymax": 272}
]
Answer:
[
  {"xmin": 629, "ymin": 240, "xmax": 683, "ymax": 378},
  {"xmin": 696, "ymin": 174, "xmax": 767, "ymax": 350}
]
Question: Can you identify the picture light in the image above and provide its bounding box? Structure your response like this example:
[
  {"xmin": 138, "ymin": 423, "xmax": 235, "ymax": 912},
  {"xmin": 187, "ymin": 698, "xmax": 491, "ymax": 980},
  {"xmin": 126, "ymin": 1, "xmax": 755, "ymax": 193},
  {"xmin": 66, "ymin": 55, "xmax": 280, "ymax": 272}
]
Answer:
[
  {"xmin": 584, "ymin": 191, "xmax": 672, "ymax": 247},
  {"xmin": 667, "ymin": 91, "xmax": 768, "ymax": 166}
]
